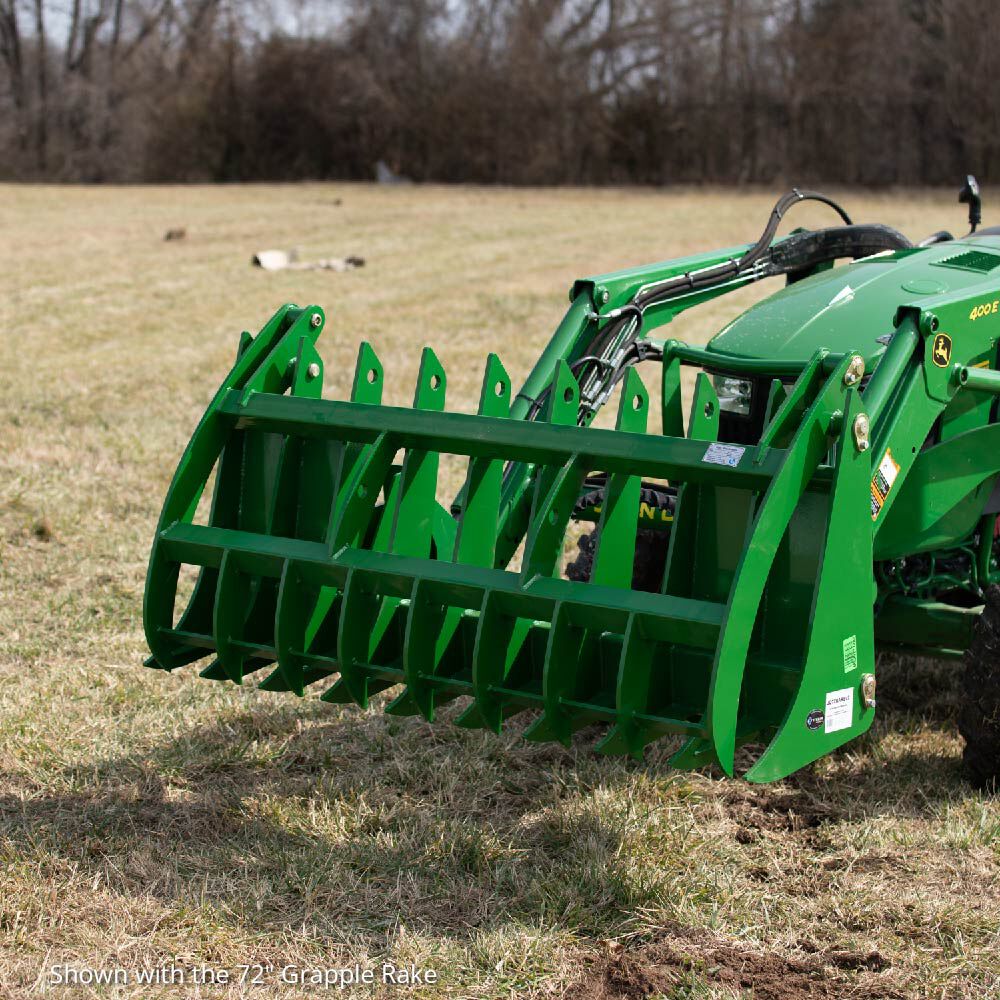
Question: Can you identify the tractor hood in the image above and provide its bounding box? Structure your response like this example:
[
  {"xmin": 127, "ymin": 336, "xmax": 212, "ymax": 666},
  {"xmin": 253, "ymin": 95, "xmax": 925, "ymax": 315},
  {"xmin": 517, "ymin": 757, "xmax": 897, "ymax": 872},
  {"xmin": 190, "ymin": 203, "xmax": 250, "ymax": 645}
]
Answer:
[{"xmin": 705, "ymin": 237, "xmax": 1000, "ymax": 369}]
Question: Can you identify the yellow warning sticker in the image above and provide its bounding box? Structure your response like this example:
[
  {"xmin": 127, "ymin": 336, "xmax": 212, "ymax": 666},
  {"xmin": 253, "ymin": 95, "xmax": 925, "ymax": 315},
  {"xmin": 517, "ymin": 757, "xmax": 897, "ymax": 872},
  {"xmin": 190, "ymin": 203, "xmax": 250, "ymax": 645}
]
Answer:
[{"xmin": 870, "ymin": 448, "xmax": 900, "ymax": 521}]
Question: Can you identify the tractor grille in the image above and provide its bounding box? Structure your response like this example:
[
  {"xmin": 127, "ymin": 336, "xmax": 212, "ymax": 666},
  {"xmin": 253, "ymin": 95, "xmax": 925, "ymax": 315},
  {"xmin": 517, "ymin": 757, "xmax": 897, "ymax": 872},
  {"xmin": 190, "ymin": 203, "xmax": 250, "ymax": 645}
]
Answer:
[{"xmin": 932, "ymin": 250, "xmax": 1000, "ymax": 274}]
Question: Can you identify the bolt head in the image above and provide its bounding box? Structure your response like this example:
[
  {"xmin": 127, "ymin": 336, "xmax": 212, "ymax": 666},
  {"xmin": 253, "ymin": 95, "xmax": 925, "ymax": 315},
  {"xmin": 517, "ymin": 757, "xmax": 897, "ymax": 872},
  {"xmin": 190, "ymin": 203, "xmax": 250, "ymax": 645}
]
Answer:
[
  {"xmin": 920, "ymin": 311, "xmax": 939, "ymax": 336},
  {"xmin": 853, "ymin": 413, "xmax": 871, "ymax": 452},
  {"xmin": 844, "ymin": 355, "xmax": 865, "ymax": 386},
  {"xmin": 307, "ymin": 362, "xmax": 321, "ymax": 379},
  {"xmin": 861, "ymin": 673, "xmax": 877, "ymax": 709},
  {"xmin": 310, "ymin": 312, "xmax": 322, "ymax": 328}
]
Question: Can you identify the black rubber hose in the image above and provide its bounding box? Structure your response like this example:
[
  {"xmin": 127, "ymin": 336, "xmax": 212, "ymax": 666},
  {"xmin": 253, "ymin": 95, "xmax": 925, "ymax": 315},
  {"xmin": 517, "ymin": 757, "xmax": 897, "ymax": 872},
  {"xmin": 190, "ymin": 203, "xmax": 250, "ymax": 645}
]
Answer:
[{"xmin": 531, "ymin": 189, "xmax": 861, "ymax": 424}]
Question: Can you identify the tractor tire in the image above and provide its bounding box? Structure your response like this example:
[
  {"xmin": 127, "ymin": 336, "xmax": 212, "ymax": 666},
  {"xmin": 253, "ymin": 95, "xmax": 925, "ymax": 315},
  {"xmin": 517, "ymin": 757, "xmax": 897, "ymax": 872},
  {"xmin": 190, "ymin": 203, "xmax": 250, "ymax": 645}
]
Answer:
[
  {"xmin": 566, "ymin": 529, "xmax": 667, "ymax": 593},
  {"xmin": 959, "ymin": 584, "xmax": 1000, "ymax": 789}
]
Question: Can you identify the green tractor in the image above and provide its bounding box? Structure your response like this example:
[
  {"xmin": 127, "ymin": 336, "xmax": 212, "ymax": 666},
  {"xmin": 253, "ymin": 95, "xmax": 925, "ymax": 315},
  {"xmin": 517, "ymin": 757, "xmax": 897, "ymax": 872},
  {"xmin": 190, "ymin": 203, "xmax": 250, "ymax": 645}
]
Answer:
[{"xmin": 143, "ymin": 180, "xmax": 1000, "ymax": 785}]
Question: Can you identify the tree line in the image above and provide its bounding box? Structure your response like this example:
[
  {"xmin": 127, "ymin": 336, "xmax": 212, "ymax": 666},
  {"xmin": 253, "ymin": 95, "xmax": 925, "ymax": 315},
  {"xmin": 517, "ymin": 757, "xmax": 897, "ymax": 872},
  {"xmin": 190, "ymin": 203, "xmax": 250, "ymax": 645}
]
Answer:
[{"xmin": 1, "ymin": 0, "xmax": 997, "ymax": 185}]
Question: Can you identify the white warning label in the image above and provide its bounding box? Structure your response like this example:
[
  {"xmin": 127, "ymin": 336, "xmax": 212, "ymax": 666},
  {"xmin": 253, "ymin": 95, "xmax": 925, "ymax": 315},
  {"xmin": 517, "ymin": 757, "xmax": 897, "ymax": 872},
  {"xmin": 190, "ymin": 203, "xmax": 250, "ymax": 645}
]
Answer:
[
  {"xmin": 824, "ymin": 688, "xmax": 854, "ymax": 734},
  {"xmin": 702, "ymin": 443, "xmax": 746, "ymax": 468}
]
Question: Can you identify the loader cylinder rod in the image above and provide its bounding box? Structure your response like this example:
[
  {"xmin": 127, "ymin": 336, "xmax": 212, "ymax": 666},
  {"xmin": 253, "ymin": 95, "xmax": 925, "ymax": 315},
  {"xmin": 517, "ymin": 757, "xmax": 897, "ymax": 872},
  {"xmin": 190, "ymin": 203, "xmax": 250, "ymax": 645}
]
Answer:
[{"xmin": 861, "ymin": 317, "xmax": 921, "ymax": 422}]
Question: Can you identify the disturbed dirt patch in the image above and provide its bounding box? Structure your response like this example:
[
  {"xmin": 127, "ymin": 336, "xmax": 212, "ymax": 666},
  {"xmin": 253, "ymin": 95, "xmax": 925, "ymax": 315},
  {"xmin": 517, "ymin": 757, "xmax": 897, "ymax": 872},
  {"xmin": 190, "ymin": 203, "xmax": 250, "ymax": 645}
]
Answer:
[
  {"xmin": 567, "ymin": 927, "xmax": 899, "ymax": 1000},
  {"xmin": 722, "ymin": 784, "xmax": 836, "ymax": 845}
]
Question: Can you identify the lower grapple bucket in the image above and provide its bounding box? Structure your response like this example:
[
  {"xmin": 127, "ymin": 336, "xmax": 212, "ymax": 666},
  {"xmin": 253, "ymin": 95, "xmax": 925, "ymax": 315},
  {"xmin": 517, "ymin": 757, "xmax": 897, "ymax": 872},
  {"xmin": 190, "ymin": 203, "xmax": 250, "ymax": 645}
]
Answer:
[{"xmin": 145, "ymin": 304, "xmax": 879, "ymax": 781}]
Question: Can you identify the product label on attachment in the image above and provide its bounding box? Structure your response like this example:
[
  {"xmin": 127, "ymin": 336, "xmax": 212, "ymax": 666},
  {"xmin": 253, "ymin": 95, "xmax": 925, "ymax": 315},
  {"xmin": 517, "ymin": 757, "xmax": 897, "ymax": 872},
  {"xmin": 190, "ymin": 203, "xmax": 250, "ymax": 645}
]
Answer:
[
  {"xmin": 824, "ymin": 688, "xmax": 854, "ymax": 734},
  {"xmin": 702, "ymin": 443, "xmax": 745, "ymax": 468}
]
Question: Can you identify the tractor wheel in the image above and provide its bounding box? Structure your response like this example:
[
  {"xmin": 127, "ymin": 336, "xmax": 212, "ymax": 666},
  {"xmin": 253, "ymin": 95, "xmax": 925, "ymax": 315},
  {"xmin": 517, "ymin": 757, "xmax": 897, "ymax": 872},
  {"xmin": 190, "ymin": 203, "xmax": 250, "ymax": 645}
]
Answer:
[
  {"xmin": 959, "ymin": 584, "xmax": 1000, "ymax": 789},
  {"xmin": 565, "ymin": 529, "xmax": 667, "ymax": 593}
]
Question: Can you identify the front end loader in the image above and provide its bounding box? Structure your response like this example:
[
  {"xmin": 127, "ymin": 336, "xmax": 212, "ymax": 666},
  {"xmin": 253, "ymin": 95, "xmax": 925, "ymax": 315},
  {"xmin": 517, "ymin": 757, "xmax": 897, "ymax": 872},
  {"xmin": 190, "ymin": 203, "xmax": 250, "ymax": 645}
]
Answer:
[{"xmin": 144, "ymin": 183, "xmax": 1000, "ymax": 784}]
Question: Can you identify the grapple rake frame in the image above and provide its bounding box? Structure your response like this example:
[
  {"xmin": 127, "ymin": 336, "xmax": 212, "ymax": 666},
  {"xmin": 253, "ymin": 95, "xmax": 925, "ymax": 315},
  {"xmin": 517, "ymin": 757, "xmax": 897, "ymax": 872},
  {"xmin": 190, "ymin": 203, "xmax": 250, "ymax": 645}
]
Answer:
[{"xmin": 145, "ymin": 295, "xmax": 878, "ymax": 782}]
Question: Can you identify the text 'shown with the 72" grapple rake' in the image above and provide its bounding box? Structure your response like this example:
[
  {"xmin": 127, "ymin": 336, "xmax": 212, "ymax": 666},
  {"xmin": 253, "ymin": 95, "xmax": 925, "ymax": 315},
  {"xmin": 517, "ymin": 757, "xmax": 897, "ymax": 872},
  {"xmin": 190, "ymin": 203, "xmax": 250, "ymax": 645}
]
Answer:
[{"xmin": 144, "ymin": 181, "xmax": 1000, "ymax": 784}]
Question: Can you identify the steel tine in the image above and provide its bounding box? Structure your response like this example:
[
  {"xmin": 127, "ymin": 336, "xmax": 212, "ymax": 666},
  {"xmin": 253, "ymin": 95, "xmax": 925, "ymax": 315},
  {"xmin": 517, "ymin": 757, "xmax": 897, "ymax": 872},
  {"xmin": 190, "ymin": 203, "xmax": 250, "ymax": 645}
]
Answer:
[
  {"xmin": 456, "ymin": 591, "xmax": 531, "ymax": 732},
  {"xmin": 453, "ymin": 354, "xmax": 510, "ymax": 565},
  {"xmin": 529, "ymin": 371, "xmax": 650, "ymax": 743},
  {"xmin": 591, "ymin": 368, "xmax": 649, "ymax": 587},
  {"xmin": 212, "ymin": 551, "xmax": 251, "ymax": 684}
]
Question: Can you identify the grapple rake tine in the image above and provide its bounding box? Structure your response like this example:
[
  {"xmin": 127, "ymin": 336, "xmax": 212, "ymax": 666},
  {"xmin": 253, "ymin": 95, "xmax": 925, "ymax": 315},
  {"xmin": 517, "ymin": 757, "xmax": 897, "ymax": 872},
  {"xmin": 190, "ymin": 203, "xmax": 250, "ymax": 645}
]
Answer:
[
  {"xmin": 763, "ymin": 378, "xmax": 787, "ymax": 430},
  {"xmin": 261, "ymin": 341, "xmax": 387, "ymax": 695},
  {"xmin": 331, "ymin": 568, "xmax": 383, "ymax": 707},
  {"xmin": 453, "ymin": 354, "xmax": 510, "ymax": 566},
  {"xmin": 145, "ymin": 306, "xmax": 306, "ymax": 673},
  {"xmin": 328, "ymin": 351, "xmax": 389, "ymax": 527},
  {"xmin": 591, "ymin": 368, "xmax": 649, "ymax": 586},
  {"xmin": 386, "ymin": 355, "xmax": 488, "ymax": 722},
  {"xmin": 316, "ymin": 482, "xmax": 406, "ymax": 708},
  {"xmin": 688, "ymin": 373, "xmax": 720, "ymax": 441},
  {"xmin": 464, "ymin": 592, "xmax": 532, "ymax": 733},
  {"xmin": 458, "ymin": 360, "xmax": 583, "ymax": 734},
  {"xmin": 660, "ymin": 368, "xmax": 725, "ymax": 602},
  {"xmin": 272, "ymin": 562, "xmax": 310, "ymax": 695},
  {"xmin": 525, "ymin": 368, "xmax": 649, "ymax": 745},
  {"xmin": 315, "ymin": 465, "xmax": 403, "ymax": 705},
  {"xmin": 394, "ymin": 355, "xmax": 513, "ymax": 722},
  {"xmin": 331, "ymin": 349, "xmax": 448, "ymax": 709},
  {"xmin": 521, "ymin": 361, "xmax": 583, "ymax": 581},
  {"xmin": 216, "ymin": 368, "xmax": 312, "ymax": 683},
  {"xmin": 212, "ymin": 551, "xmax": 253, "ymax": 683},
  {"xmin": 388, "ymin": 348, "xmax": 447, "ymax": 558},
  {"xmin": 328, "ymin": 342, "xmax": 392, "ymax": 550},
  {"xmin": 660, "ymin": 351, "xmax": 684, "ymax": 437},
  {"xmin": 594, "ymin": 614, "xmax": 659, "ymax": 757},
  {"xmin": 209, "ymin": 335, "xmax": 325, "ymax": 689},
  {"xmin": 393, "ymin": 577, "xmax": 449, "ymax": 719},
  {"xmin": 522, "ymin": 602, "xmax": 585, "ymax": 745}
]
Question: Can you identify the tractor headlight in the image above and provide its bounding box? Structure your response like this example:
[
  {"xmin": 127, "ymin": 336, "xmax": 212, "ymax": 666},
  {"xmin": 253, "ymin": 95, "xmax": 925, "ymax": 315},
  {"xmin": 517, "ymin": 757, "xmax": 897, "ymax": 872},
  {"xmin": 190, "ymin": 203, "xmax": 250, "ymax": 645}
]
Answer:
[{"xmin": 714, "ymin": 376, "xmax": 753, "ymax": 417}]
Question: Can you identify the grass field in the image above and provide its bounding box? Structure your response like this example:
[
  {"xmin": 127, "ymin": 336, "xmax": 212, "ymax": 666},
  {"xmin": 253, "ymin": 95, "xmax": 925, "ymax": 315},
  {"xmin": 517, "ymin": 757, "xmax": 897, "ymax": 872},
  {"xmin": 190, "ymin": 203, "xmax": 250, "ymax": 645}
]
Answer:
[{"xmin": 1, "ymin": 183, "xmax": 998, "ymax": 999}]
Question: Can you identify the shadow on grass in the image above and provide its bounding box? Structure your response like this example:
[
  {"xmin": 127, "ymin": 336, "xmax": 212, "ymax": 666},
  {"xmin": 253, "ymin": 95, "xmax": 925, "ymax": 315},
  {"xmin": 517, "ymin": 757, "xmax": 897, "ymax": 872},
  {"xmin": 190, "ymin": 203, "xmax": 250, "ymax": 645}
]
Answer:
[
  {"xmin": 0, "ymin": 650, "xmax": 976, "ymax": 948},
  {"xmin": 0, "ymin": 693, "xmax": 668, "ymax": 944}
]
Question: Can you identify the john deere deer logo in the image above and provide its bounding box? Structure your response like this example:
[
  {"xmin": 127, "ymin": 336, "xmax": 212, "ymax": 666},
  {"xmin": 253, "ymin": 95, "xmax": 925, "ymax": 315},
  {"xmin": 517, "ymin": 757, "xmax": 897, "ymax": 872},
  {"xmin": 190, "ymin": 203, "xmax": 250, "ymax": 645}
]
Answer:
[{"xmin": 932, "ymin": 333, "xmax": 953, "ymax": 368}]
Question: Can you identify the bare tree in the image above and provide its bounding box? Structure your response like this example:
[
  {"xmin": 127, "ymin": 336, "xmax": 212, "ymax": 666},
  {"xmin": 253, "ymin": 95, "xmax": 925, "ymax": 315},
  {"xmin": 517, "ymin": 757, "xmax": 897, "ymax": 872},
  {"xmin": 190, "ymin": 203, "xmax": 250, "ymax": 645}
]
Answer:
[{"xmin": 0, "ymin": 0, "xmax": 997, "ymax": 185}]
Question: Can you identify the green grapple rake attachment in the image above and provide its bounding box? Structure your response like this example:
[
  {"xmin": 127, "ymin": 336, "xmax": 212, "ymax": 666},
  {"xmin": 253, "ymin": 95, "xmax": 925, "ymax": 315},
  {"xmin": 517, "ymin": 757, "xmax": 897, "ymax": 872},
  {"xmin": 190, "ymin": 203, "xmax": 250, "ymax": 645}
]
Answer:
[{"xmin": 145, "ymin": 288, "xmax": 880, "ymax": 782}]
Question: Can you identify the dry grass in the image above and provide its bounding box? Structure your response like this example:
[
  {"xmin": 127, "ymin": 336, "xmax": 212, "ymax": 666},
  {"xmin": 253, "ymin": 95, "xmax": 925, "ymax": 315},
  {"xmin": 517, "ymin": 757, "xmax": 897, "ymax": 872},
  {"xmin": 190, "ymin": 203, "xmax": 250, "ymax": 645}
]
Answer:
[{"xmin": 0, "ymin": 183, "xmax": 998, "ymax": 999}]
